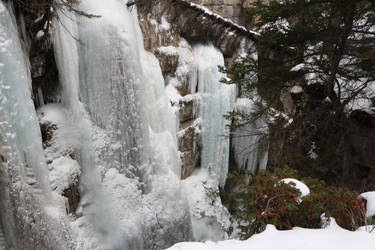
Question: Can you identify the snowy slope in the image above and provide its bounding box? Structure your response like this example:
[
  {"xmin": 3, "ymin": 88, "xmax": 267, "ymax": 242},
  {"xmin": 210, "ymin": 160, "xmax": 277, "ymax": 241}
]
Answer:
[{"xmin": 167, "ymin": 223, "xmax": 375, "ymax": 250}]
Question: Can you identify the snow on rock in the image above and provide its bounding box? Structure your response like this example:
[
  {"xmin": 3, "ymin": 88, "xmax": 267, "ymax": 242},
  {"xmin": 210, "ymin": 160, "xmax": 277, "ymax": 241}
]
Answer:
[
  {"xmin": 290, "ymin": 85, "xmax": 303, "ymax": 94},
  {"xmin": 361, "ymin": 191, "xmax": 375, "ymax": 218},
  {"xmin": 187, "ymin": 2, "xmax": 259, "ymax": 36},
  {"xmin": 290, "ymin": 63, "xmax": 305, "ymax": 72},
  {"xmin": 38, "ymin": 104, "xmax": 79, "ymax": 162},
  {"xmin": 280, "ymin": 178, "xmax": 310, "ymax": 198},
  {"xmin": 49, "ymin": 156, "xmax": 80, "ymax": 194},
  {"xmin": 182, "ymin": 169, "xmax": 231, "ymax": 242},
  {"xmin": 167, "ymin": 223, "xmax": 375, "ymax": 250}
]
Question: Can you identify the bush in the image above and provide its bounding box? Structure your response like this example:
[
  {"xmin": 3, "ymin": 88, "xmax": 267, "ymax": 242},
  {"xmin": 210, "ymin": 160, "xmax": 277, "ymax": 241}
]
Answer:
[{"xmin": 229, "ymin": 167, "xmax": 366, "ymax": 239}]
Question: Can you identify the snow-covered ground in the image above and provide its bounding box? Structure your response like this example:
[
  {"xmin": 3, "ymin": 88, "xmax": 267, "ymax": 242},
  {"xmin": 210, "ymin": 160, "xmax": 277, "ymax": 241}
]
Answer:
[{"xmin": 167, "ymin": 222, "xmax": 375, "ymax": 250}]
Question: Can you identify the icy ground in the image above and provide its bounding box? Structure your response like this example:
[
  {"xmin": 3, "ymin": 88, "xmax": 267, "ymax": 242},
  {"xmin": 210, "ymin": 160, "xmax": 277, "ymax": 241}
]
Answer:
[{"xmin": 167, "ymin": 221, "xmax": 375, "ymax": 250}]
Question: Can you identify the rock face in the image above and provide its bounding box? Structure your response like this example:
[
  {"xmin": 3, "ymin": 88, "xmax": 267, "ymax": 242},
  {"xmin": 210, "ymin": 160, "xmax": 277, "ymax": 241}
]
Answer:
[
  {"xmin": 188, "ymin": 0, "xmax": 256, "ymax": 28},
  {"xmin": 137, "ymin": 0, "xmax": 255, "ymax": 178}
]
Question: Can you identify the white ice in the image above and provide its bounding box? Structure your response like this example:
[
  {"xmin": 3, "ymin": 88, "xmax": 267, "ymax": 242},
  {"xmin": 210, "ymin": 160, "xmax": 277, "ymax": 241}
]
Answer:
[
  {"xmin": 53, "ymin": 0, "xmax": 192, "ymax": 248},
  {"xmin": 231, "ymin": 98, "xmax": 268, "ymax": 174},
  {"xmin": 191, "ymin": 44, "xmax": 236, "ymax": 187},
  {"xmin": 0, "ymin": 1, "xmax": 50, "ymax": 195}
]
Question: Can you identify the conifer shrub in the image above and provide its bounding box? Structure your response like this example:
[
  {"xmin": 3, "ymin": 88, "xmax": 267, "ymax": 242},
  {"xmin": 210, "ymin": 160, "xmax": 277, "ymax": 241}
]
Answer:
[{"xmin": 228, "ymin": 167, "xmax": 366, "ymax": 239}]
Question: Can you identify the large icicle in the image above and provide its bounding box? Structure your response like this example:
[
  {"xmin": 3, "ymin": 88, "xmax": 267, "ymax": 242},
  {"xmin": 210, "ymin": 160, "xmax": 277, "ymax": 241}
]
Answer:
[
  {"xmin": 0, "ymin": 2, "xmax": 50, "ymax": 196},
  {"xmin": 232, "ymin": 98, "xmax": 268, "ymax": 173},
  {"xmin": 0, "ymin": 3, "xmax": 77, "ymax": 249},
  {"xmin": 192, "ymin": 44, "xmax": 236, "ymax": 187}
]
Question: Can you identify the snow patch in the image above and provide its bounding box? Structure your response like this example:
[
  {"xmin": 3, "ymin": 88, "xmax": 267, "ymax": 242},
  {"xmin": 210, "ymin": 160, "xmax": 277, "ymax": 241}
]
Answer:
[
  {"xmin": 361, "ymin": 191, "xmax": 375, "ymax": 218},
  {"xmin": 280, "ymin": 178, "xmax": 310, "ymax": 199}
]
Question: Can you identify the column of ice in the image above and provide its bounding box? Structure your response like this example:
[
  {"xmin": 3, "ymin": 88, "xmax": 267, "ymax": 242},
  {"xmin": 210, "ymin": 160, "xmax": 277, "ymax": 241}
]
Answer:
[
  {"xmin": 0, "ymin": 2, "xmax": 50, "ymax": 195},
  {"xmin": 232, "ymin": 98, "xmax": 268, "ymax": 173},
  {"xmin": 192, "ymin": 44, "xmax": 236, "ymax": 187}
]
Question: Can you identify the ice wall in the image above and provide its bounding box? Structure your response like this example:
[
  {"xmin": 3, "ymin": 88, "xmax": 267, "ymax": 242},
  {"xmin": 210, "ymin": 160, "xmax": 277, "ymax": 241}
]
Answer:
[
  {"xmin": 191, "ymin": 44, "xmax": 236, "ymax": 187},
  {"xmin": 0, "ymin": 2, "xmax": 50, "ymax": 195},
  {"xmin": 53, "ymin": 0, "xmax": 191, "ymax": 249},
  {"xmin": 0, "ymin": 3, "xmax": 78, "ymax": 249}
]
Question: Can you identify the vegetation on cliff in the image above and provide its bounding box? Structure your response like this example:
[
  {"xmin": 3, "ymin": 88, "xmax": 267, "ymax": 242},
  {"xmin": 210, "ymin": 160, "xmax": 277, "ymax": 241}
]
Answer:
[
  {"xmin": 222, "ymin": 0, "xmax": 375, "ymax": 189},
  {"xmin": 221, "ymin": 0, "xmax": 375, "ymax": 237}
]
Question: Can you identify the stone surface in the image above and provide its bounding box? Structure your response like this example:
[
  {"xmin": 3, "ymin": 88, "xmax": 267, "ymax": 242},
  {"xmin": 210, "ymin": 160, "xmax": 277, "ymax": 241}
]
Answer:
[
  {"xmin": 137, "ymin": 0, "xmax": 254, "ymax": 179},
  {"xmin": 179, "ymin": 99, "xmax": 195, "ymax": 123},
  {"xmin": 179, "ymin": 124, "xmax": 202, "ymax": 179},
  {"xmin": 62, "ymin": 179, "xmax": 80, "ymax": 215}
]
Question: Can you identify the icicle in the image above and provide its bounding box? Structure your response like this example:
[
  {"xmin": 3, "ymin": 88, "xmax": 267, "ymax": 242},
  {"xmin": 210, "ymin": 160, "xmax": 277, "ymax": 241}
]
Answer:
[
  {"xmin": 192, "ymin": 44, "xmax": 236, "ymax": 187},
  {"xmin": 232, "ymin": 98, "xmax": 268, "ymax": 174},
  {"xmin": 0, "ymin": 1, "xmax": 51, "ymax": 196}
]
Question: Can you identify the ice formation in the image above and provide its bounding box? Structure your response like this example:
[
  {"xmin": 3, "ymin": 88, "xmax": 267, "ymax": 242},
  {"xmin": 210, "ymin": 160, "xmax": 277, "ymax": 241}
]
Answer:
[
  {"xmin": 0, "ymin": 2, "xmax": 75, "ymax": 249},
  {"xmin": 53, "ymin": 0, "xmax": 191, "ymax": 248},
  {"xmin": 191, "ymin": 44, "xmax": 236, "ymax": 187},
  {"xmin": 232, "ymin": 98, "xmax": 268, "ymax": 173},
  {"xmin": 0, "ymin": 0, "xmax": 267, "ymax": 248},
  {"xmin": 0, "ymin": 1, "xmax": 50, "ymax": 195},
  {"xmin": 182, "ymin": 169, "xmax": 231, "ymax": 242}
]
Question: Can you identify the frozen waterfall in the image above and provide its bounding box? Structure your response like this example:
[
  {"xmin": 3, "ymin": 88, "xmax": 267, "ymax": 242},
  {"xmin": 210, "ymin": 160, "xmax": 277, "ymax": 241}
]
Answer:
[
  {"xmin": 191, "ymin": 44, "xmax": 236, "ymax": 187},
  {"xmin": 0, "ymin": 1, "xmax": 50, "ymax": 195},
  {"xmin": 53, "ymin": 0, "xmax": 191, "ymax": 249},
  {"xmin": 0, "ymin": 0, "xmax": 266, "ymax": 247}
]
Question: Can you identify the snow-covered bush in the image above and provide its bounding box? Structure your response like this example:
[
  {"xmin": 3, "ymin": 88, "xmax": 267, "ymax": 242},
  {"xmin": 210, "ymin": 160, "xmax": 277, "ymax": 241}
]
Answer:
[{"xmin": 227, "ymin": 167, "xmax": 367, "ymax": 239}]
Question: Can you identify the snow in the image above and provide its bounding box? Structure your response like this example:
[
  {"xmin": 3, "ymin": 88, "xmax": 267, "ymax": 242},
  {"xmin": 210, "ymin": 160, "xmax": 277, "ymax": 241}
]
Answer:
[
  {"xmin": 167, "ymin": 223, "xmax": 375, "ymax": 250},
  {"xmin": 280, "ymin": 178, "xmax": 310, "ymax": 198},
  {"xmin": 182, "ymin": 170, "xmax": 231, "ymax": 242},
  {"xmin": 357, "ymin": 225, "xmax": 375, "ymax": 234},
  {"xmin": 290, "ymin": 63, "xmax": 305, "ymax": 72},
  {"xmin": 187, "ymin": 2, "xmax": 259, "ymax": 36},
  {"xmin": 36, "ymin": 30, "xmax": 44, "ymax": 39},
  {"xmin": 361, "ymin": 191, "xmax": 375, "ymax": 218},
  {"xmin": 158, "ymin": 46, "xmax": 178, "ymax": 56},
  {"xmin": 308, "ymin": 142, "xmax": 318, "ymax": 159},
  {"xmin": 260, "ymin": 18, "xmax": 290, "ymax": 34},
  {"xmin": 49, "ymin": 156, "xmax": 80, "ymax": 194},
  {"xmin": 291, "ymin": 85, "xmax": 303, "ymax": 94}
]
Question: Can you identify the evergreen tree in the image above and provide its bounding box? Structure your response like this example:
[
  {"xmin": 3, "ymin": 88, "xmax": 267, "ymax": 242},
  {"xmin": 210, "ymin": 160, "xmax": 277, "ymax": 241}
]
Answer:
[{"xmin": 222, "ymin": 0, "xmax": 375, "ymax": 188}]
